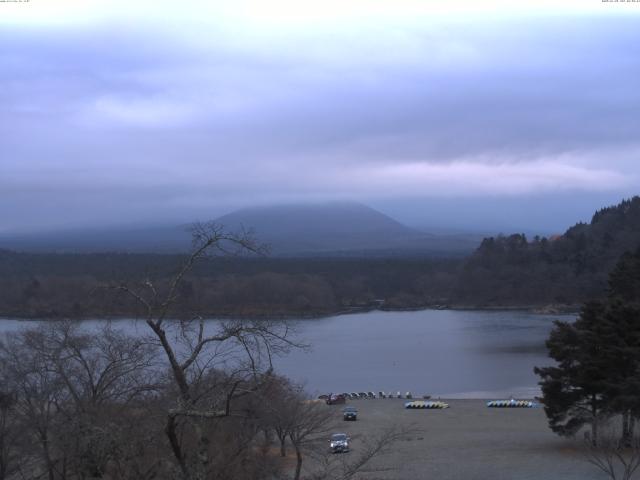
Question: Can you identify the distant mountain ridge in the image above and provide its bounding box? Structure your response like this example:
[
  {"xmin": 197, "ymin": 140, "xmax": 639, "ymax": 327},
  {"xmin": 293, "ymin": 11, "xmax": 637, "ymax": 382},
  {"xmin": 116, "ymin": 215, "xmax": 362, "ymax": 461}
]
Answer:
[
  {"xmin": 217, "ymin": 202, "xmax": 419, "ymax": 237},
  {"xmin": 216, "ymin": 202, "xmax": 430, "ymax": 255},
  {"xmin": 0, "ymin": 202, "xmax": 481, "ymax": 257}
]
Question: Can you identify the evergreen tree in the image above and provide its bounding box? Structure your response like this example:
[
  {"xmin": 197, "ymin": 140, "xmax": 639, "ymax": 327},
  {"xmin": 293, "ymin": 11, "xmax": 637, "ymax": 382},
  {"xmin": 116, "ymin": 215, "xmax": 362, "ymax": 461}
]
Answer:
[
  {"xmin": 599, "ymin": 301, "xmax": 640, "ymax": 445},
  {"xmin": 534, "ymin": 302, "xmax": 609, "ymax": 444},
  {"xmin": 608, "ymin": 248, "xmax": 640, "ymax": 305},
  {"xmin": 536, "ymin": 247, "xmax": 640, "ymax": 445},
  {"xmin": 601, "ymin": 248, "xmax": 640, "ymax": 445}
]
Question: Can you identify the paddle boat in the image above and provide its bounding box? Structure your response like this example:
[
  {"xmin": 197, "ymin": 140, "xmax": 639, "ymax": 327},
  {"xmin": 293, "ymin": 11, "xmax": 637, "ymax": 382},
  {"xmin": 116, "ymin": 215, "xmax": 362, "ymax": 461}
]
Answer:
[
  {"xmin": 486, "ymin": 398, "xmax": 536, "ymax": 408},
  {"xmin": 404, "ymin": 400, "xmax": 449, "ymax": 409}
]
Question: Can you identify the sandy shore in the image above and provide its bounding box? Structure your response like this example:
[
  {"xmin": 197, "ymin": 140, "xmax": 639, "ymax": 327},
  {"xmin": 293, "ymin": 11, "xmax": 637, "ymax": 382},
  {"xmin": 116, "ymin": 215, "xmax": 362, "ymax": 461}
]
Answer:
[{"xmin": 312, "ymin": 399, "xmax": 604, "ymax": 480}]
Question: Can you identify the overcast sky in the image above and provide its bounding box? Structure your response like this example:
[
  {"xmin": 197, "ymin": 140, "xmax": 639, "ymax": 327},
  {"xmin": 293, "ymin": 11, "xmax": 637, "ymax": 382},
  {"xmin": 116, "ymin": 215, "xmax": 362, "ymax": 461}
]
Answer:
[{"xmin": 1, "ymin": 0, "xmax": 639, "ymax": 234}]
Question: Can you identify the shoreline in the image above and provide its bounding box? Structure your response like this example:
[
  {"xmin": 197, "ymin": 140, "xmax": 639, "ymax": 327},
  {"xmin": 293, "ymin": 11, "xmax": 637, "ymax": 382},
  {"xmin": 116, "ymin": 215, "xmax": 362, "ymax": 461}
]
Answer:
[{"xmin": 0, "ymin": 303, "xmax": 580, "ymax": 322}]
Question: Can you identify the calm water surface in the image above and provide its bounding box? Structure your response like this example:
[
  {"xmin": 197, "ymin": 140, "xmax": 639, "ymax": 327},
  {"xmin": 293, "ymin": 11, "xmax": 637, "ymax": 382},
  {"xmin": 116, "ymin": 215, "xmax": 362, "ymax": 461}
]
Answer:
[
  {"xmin": 0, "ymin": 309, "xmax": 574, "ymax": 398},
  {"xmin": 275, "ymin": 309, "xmax": 574, "ymax": 398}
]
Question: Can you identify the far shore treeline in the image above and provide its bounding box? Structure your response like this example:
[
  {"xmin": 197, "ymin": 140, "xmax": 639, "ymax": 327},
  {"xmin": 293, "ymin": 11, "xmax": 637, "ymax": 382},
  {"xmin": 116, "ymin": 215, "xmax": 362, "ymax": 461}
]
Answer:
[{"xmin": 1, "ymin": 197, "xmax": 639, "ymax": 319}]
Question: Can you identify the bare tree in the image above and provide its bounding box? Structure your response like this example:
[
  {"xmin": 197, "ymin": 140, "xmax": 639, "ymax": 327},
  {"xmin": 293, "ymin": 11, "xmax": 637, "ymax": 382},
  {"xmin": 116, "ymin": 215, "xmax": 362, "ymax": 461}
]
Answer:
[
  {"xmin": 584, "ymin": 417, "xmax": 640, "ymax": 480},
  {"xmin": 258, "ymin": 374, "xmax": 302, "ymax": 458},
  {"xmin": 112, "ymin": 222, "xmax": 302, "ymax": 480},
  {"xmin": 310, "ymin": 426, "xmax": 418, "ymax": 480},
  {"xmin": 288, "ymin": 400, "xmax": 335, "ymax": 480},
  {"xmin": 0, "ymin": 321, "xmax": 159, "ymax": 480},
  {"xmin": 258, "ymin": 374, "xmax": 414, "ymax": 480},
  {"xmin": 0, "ymin": 327, "xmax": 68, "ymax": 480},
  {"xmin": 0, "ymin": 390, "xmax": 23, "ymax": 480},
  {"xmin": 0, "ymin": 222, "xmax": 404, "ymax": 480}
]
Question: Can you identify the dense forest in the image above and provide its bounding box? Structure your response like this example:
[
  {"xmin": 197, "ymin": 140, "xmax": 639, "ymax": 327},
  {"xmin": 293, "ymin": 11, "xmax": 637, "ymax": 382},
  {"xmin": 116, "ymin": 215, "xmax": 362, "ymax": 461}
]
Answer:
[
  {"xmin": 1, "ymin": 197, "xmax": 640, "ymax": 319},
  {"xmin": 457, "ymin": 196, "xmax": 640, "ymax": 306},
  {"xmin": 0, "ymin": 253, "xmax": 458, "ymax": 318}
]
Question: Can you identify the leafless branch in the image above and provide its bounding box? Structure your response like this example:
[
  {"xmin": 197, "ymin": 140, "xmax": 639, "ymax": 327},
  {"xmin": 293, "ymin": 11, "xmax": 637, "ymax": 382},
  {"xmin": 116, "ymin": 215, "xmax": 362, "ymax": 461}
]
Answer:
[{"xmin": 584, "ymin": 417, "xmax": 640, "ymax": 480}]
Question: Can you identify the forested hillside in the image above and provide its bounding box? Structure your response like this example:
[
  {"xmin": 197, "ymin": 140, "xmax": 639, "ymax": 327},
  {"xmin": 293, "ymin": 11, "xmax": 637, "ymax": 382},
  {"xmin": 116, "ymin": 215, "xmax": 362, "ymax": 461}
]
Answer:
[
  {"xmin": 456, "ymin": 197, "xmax": 640, "ymax": 306},
  {"xmin": 1, "ymin": 197, "xmax": 639, "ymax": 318}
]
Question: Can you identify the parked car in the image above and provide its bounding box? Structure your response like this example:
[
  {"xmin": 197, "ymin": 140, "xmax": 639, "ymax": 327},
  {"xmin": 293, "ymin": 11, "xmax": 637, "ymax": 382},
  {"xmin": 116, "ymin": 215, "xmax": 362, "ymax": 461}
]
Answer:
[
  {"xmin": 318, "ymin": 394, "xmax": 329, "ymax": 400},
  {"xmin": 367, "ymin": 391, "xmax": 376, "ymax": 399},
  {"xmin": 326, "ymin": 393, "xmax": 346, "ymax": 405},
  {"xmin": 343, "ymin": 406, "xmax": 358, "ymax": 421},
  {"xmin": 329, "ymin": 433, "xmax": 350, "ymax": 453},
  {"xmin": 349, "ymin": 393, "xmax": 359, "ymax": 400},
  {"xmin": 357, "ymin": 392, "xmax": 368, "ymax": 399},
  {"xmin": 378, "ymin": 391, "xmax": 386, "ymax": 398}
]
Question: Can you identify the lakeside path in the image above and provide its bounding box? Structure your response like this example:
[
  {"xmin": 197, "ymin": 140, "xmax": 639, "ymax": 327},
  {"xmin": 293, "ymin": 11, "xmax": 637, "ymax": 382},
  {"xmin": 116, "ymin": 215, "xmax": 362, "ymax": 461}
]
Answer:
[{"xmin": 317, "ymin": 399, "xmax": 603, "ymax": 480}]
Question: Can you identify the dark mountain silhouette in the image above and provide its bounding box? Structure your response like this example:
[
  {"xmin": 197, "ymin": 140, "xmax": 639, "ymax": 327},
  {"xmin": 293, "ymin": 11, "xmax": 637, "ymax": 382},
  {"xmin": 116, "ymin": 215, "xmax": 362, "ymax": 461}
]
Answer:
[
  {"xmin": 0, "ymin": 202, "xmax": 481, "ymax": 256},
  {"xmin": 215, "ymin": 202, "xmax": 480, "ymax": 255}
]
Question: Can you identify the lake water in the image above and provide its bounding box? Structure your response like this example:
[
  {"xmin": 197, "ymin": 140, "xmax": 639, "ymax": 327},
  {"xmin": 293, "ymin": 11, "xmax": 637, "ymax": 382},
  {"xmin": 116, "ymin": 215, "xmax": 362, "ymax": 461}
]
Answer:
[
  {"xmin": 0, "ymin": 309, "xmax": 574, "ymax": 399},
  {"xmin": 274, "ymin": 309, "xmax": 574, "ymax": 398}
]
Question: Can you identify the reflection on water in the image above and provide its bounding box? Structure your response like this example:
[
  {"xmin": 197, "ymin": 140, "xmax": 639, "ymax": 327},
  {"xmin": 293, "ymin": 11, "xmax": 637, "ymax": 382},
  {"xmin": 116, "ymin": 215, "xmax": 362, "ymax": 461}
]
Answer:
[{"xmin": 0, "ymin": 309, "xmax": 575, "ymax": 399}]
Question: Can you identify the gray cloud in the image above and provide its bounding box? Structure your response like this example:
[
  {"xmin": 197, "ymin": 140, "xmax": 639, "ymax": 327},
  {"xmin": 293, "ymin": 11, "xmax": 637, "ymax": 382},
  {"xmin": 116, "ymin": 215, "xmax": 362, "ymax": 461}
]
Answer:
[{"xmin": 1, "ymin": 14, "xmax": 639, "ymax": 232}]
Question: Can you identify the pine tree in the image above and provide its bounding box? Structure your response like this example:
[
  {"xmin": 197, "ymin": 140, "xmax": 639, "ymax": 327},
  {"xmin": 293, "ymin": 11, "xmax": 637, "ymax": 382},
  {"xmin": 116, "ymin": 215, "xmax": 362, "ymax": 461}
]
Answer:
[
  {"xmin": 535, "ymin": 247, "xmax": 640, "ymax": 445},
  {"xmin": 604, "ymin": 248, "xmax": 640, "ymax": 445},
  {"xmin": 534, "ymin": 302, "xmax": 609, "ymax": 444}
]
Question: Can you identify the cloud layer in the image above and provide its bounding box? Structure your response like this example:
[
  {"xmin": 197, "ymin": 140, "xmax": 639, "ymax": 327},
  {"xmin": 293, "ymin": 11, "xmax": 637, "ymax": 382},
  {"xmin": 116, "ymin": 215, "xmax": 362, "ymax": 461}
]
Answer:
[{"xmin": 1, "ymin": 4, "xmax": 639, "ymax": 232}]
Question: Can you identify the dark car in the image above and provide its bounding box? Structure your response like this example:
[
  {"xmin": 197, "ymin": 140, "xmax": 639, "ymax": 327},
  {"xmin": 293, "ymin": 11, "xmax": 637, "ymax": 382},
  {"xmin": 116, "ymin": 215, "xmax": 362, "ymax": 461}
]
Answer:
[
  {"xmin": 343, "ymin": 406, "xmax": 358, "ymax": 421},
  {"xmin": 329, "ymin": 433, "xmax": 350, "ymax": 453},
  {"xmin": 326, "ymin": 393, "xmax": 346, "ymax": 405}
]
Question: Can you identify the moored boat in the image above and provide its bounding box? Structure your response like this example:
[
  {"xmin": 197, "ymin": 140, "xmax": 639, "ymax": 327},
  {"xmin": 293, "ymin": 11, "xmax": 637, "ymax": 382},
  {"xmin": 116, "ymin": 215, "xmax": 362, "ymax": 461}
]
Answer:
[
  {"xmin": 486, "ymin": 399, "xmax": 536, "ymax": 408},
  {"xmin": 404, "ymin": 400, "xmax": 449, "ymax": 409}
]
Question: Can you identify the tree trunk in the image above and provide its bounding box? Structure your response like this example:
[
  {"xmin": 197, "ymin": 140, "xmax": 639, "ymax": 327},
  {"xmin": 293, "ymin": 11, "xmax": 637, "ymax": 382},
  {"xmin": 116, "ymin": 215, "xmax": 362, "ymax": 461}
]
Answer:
[
  {"xmin": 280, "ymin": 437, "xmax": 286, "ymax": 457},
  {"xmin": 147, "ymin": 322, "xmax": 192, "ymax": 401},
  {"xmin": 165, "ymin": 415, "xmax": 188, "ymax": 479},
  {"xmin": 591, "ymin": 396, "xmax": 598, "ymax": 447},
  {"xmin": 0, "ymin": 434, "xmax": 7, "ymax": 480},
  {"xmin": 260, "ymin": 429, "xmax": 272, "ymax": 455},
  {"xmin": 622, "ymin": 411, "xmax": 631, "ymax": 447},
  {"xmin": 293, "ymin": 443, "xmax": 302, "ymax": 480},
  {"xmin": 38, "ymin": 430, "xmax": 56, "ymax": 480},
  {"xmin": 194, "ymin": 421, "xmax": 210, "ymax": 480},
  {"xmin": 44, "ymin": 448, "xmax": 55, "ymax": 480}
]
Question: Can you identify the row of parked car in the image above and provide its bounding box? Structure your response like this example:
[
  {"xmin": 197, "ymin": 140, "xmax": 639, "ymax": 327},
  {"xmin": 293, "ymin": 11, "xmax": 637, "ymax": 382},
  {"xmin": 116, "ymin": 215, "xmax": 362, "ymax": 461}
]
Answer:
[{"xmin": 320, "ymin": 391, "xmax": 427, "ymax": 403}]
